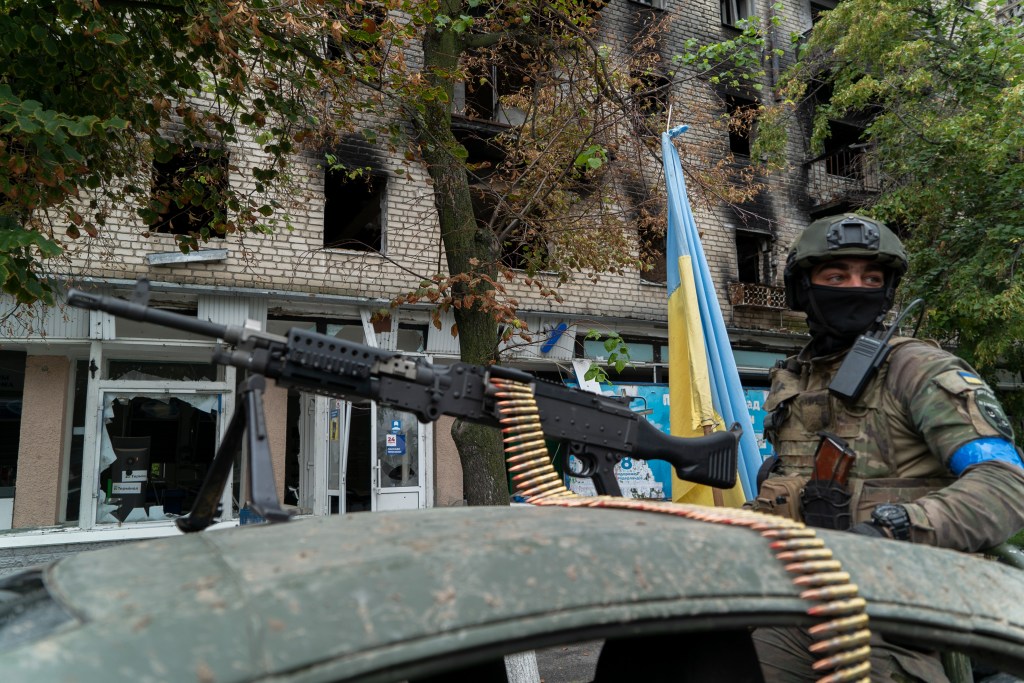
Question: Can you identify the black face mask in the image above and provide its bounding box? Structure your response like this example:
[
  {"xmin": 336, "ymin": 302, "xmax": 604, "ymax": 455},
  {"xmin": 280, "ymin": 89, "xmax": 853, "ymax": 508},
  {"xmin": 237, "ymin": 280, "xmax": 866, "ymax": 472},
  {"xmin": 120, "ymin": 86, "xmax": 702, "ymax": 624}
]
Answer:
[{"xmin": 803, "ymin": 285, "xmax": 890, "ymax": 353}]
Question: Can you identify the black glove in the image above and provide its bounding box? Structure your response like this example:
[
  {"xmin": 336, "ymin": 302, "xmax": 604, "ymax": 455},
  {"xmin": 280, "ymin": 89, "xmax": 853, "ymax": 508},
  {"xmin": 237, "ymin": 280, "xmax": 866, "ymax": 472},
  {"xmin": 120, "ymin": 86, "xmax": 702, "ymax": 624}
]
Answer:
[{"xmin": 849, "ymin": 521, "xmax": 888, "ymax": 538}]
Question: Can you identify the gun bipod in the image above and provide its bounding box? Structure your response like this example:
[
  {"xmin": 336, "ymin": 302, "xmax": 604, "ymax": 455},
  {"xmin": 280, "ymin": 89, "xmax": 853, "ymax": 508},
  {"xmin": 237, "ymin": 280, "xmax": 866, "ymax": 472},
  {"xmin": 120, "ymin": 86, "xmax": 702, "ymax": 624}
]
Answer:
[{"xmin": 176, "ymin": 373, "xmax": 291, "ymax": 533}]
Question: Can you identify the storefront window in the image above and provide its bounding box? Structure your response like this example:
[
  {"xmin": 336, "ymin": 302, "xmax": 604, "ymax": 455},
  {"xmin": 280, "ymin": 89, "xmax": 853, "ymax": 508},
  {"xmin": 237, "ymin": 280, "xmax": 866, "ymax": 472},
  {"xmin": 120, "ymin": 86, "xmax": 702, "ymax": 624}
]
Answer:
[{"xmin": 96, "ymin": 392, "xmax": 220, "ymax": 524}]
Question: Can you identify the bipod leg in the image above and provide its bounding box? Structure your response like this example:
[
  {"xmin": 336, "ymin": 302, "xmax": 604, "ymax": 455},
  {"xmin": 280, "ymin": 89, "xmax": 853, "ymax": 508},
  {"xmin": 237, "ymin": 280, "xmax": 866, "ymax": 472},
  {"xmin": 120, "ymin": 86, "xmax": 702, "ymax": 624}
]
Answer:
[
  {"xmin": 176, "ymin": 388, "xmax": 247, "ymax": 533},
  {"xmin": 245, "ymin": 375, "xmax": 291, "ymax": 523}
]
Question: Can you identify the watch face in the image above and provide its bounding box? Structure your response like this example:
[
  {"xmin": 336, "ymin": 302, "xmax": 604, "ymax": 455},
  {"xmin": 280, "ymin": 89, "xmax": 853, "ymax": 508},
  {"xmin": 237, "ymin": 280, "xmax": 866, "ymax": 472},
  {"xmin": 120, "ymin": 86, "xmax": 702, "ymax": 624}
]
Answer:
[
  {"xmin": 873, "ymin": 505, "xmax": 910, "ymax": 539},
  {"xmin": 876, "ymin": 506, "xmax": 900, "ymax": 522}
]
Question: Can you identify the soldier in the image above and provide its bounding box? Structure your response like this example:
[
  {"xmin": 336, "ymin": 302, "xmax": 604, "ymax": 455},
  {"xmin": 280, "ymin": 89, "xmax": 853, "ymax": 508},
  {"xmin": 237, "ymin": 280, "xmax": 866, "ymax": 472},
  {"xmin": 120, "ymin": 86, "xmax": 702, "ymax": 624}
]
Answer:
[{"xmin": 750, "ymin": 213, "xmax": 1024, "ymax": 682}]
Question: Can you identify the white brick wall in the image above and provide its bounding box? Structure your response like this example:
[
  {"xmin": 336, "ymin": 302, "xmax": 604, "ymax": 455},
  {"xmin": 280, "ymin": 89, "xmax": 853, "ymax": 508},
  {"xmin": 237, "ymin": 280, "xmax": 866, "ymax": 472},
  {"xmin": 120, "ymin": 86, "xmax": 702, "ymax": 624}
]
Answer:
[{"xmin": 57, "ymin": 0, "xmax": 819, "ymax": 340}]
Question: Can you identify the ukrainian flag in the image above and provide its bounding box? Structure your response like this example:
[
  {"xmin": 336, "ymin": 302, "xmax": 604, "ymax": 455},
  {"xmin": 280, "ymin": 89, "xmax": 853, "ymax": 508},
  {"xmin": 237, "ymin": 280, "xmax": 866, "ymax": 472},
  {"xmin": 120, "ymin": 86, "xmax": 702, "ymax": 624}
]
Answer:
[{"xmin": 663, "ymin": 126, "xmax": 759, "ymax": 504}]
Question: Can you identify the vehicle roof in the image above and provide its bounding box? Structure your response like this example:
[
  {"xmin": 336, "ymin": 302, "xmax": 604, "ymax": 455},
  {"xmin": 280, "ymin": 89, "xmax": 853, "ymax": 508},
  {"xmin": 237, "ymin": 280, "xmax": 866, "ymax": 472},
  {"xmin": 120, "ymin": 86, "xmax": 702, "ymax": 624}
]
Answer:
[{"xmin": 5, "ymin": 505, "xmax": 1024, "ymax": 682}]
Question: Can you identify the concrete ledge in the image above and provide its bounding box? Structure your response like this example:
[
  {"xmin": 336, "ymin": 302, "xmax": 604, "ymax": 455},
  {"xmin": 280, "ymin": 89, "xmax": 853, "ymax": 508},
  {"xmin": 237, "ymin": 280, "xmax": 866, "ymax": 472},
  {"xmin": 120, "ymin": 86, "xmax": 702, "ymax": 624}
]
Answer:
[{"xmin": 145, "ymin": 249, "xmax": 229, "ymax": 266}]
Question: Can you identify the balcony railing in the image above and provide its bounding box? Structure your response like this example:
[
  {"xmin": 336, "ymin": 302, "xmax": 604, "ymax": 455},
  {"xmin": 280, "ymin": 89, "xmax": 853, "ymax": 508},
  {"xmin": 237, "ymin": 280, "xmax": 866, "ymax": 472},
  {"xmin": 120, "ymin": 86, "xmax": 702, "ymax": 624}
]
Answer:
[
  {"xmin": 805, "ymin": 146, "xmax": 880, "ymax": 209},
  {"xmin": 998, "ymin": 0, "xmax": 1022, "ymax": 22},
  {"xmin": 728, "ymin": 282, "xmax": 787, "ymax": 310}
]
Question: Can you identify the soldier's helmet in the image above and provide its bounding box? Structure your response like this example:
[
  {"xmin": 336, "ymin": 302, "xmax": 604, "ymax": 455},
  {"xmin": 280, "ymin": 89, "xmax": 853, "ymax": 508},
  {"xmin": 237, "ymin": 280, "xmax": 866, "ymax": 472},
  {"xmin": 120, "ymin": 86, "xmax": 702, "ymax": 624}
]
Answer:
[{"xmin": 784, "ymin": 213, "xmax": 908, "ymax": 312}]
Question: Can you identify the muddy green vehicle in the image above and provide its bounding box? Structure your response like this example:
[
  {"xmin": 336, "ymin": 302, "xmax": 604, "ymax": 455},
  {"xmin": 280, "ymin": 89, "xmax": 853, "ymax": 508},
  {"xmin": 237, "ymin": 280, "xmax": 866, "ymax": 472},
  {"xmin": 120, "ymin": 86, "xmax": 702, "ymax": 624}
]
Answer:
[{"xmin": 2, "ymin": 505, "xmax": 1023, "ymax": 682}]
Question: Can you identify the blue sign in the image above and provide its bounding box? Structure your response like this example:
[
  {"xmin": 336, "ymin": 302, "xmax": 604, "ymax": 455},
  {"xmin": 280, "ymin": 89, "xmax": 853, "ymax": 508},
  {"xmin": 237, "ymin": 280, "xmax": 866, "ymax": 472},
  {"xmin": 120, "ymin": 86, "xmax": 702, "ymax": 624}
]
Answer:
[
  {"xmin": 743, "ymin": 388, "xmax": 773, "ymax": 461},
  {"xmin": 390, "ymin": 419, "xmax": 401, "ymax": 433}
]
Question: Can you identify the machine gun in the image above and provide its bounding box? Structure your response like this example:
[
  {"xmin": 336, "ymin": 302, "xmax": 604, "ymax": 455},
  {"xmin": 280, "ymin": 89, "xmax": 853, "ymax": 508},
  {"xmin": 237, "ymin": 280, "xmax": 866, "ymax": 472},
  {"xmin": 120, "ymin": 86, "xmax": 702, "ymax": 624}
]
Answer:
[{"xmin": 68, "ymin": 279, "xmax": 740, "ymax": 532}]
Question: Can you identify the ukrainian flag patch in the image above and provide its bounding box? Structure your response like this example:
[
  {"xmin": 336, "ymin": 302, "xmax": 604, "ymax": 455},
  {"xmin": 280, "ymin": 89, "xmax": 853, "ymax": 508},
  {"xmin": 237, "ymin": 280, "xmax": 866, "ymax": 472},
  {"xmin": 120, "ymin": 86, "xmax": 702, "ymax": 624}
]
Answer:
[{"xmin": 958, "ymin": 371, "xmax": 985, "ymax": 386}]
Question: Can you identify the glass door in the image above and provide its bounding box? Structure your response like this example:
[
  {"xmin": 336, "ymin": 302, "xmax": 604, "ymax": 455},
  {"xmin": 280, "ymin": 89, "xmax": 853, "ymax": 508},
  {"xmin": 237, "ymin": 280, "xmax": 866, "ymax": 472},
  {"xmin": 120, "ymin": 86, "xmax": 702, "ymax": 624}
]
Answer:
[
  {"xmin": 371, "ymin": 404, "xmax": 426, "ymax": 511},
  {"xmin": 326, "ymin": 398, "xmax": 350, "ymax": 515}
]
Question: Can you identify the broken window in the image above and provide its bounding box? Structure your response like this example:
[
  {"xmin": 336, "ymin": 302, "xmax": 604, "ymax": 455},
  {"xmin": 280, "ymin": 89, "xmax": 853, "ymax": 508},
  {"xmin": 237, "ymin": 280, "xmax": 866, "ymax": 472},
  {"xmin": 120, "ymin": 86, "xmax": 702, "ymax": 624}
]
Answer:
[
  {"xmin": 735, "ymin": 230, "xmax": 773, "ymax": 284},
  {"xmin": 148, "ymin": 147, "xmax": 228, "ymax": 237},
  {"xmin": 632, "ymin": 70, "xmax": 672, "ymax": 123},
  {"xmin": 724, "ymin": 95, "xmax": 758, "ymax": 157},
  {"xmin": 96, "ymin": 392, "xmax": 220, "ymax": 524},
  {"xmin": 822, "ymin": 120, "xmax": 866, "ymax": 178},
  {"xmin": 323, "ymin": 169, "xmax": 386, "ymax": 252},
  {"xmin": 456, "ymin": 49, "xmax": 532, "ymax": 125}
]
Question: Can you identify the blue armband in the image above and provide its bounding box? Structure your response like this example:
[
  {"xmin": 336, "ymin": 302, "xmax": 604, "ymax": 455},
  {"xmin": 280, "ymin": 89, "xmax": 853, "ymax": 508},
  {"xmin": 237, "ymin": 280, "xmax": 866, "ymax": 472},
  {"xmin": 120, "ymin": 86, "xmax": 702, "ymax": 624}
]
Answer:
[{"xmin": 949, "ymin": 438, "xmax": 1024, "ymax": 476}]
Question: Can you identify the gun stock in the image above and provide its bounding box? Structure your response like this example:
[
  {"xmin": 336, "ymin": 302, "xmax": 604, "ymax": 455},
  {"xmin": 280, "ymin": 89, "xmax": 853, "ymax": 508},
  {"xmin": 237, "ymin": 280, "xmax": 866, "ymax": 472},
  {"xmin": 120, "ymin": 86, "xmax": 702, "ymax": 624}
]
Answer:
[{"xmin": 68, "ymin": 280, "xmax": 740, "ymax": 523}]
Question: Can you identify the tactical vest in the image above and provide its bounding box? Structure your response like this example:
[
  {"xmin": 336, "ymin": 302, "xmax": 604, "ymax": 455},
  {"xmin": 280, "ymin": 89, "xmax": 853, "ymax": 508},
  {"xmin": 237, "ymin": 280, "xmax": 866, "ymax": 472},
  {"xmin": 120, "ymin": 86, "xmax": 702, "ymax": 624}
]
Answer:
[{"xmin": 761, "ymin": 337, "xmax": 956, "ymax": 525}]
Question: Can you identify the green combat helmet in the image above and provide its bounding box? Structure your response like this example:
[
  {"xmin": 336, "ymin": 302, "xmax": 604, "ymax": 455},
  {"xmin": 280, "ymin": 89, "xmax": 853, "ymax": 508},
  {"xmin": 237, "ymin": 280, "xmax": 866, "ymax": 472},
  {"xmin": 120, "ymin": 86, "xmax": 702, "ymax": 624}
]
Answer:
[{"xmin": 784, "ymin": 213, "xmax": 908, "ymax": 312}]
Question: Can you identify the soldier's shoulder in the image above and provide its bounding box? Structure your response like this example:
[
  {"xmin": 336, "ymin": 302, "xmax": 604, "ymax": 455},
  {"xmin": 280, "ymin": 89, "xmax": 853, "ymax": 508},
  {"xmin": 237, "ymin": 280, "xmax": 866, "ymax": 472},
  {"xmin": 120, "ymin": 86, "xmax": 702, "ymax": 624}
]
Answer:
[
  {"xmin": 888, "ymin": 337, "xmax": 952, "ymax": 366},
  {"xmin": 885, "ymin": 337, "xmax": 966, "ymax": 394}
]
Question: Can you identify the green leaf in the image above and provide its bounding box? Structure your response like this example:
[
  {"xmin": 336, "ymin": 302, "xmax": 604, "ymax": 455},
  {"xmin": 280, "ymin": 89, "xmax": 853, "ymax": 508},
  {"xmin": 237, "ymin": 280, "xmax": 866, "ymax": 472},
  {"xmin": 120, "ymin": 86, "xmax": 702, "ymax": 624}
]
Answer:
[{"xmin": 65, "ymin": 116, "xmax": 99, "ymax": 137}]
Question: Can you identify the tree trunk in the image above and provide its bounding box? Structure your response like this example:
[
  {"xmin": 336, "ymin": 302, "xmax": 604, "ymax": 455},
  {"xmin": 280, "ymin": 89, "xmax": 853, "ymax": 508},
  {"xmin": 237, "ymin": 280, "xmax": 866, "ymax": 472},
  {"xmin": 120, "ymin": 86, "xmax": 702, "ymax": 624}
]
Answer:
[{"xmin": 419, "ymin": 1, "xmax": 509, "ymax": 506}]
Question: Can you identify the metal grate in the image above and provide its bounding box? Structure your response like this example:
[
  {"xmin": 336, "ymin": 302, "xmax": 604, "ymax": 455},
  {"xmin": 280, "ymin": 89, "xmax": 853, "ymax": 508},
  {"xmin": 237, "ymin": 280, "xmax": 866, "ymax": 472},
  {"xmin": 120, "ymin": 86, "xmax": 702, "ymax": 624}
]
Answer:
[
  {"xmin": 729, "ymin": 282, "xmax": 787, "ymax": 310},
  {"xmin": 806, "ymin": 147, "xmax": 880, "ymax": 209}
]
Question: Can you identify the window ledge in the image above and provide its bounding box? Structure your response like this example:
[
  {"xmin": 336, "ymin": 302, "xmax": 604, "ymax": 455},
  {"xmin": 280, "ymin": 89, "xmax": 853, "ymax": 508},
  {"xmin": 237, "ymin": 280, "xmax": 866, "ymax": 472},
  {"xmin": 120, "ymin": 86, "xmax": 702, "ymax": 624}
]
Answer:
[{"xmin": 146, "ymin": 249, "xmax": 229, "ymax": 266}]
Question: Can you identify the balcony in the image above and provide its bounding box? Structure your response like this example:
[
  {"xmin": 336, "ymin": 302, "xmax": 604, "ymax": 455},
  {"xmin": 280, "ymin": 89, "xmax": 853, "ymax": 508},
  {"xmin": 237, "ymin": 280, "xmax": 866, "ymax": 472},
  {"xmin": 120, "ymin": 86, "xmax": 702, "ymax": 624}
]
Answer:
[
  {"xmin": 728, "ymin": 282, "xmax": 787, "ymax": 310},
  {"xmin": 998, "ymin": 0, "xmax": 1022, "ymax": 22},
  {"xmin": 805, "ymin": 145, "xmax": 879, "ymax": 212}
]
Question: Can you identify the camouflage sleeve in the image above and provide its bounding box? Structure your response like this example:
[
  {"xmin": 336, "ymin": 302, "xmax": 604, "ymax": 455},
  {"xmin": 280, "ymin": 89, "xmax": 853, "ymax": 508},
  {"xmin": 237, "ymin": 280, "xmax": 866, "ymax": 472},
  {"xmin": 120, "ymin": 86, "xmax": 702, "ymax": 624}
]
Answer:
[
  {"xmin": 887, "ymin": 342, "xmax": 1024, "ymax": 551},
  {"xmin": 887, "ymin": 341, "xmax": 1014, "ymax": 465},
  {"xmin": 903, "ymin": 461, "xmax": 1024, "ymax": 552}
]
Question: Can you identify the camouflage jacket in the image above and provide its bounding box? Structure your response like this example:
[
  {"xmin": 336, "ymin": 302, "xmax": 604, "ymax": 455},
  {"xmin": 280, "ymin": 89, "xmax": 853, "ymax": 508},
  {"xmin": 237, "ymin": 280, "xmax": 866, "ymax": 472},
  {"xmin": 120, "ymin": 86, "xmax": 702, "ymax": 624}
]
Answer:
[{"xmin": 762, "ymin": 336, "xmax": 1024, "ymax": 552}]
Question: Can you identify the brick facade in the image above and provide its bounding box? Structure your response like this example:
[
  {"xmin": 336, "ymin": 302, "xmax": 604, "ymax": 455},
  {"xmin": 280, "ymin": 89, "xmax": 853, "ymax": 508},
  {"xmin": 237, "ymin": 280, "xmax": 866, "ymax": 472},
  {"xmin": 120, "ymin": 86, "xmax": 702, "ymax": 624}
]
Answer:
[
  {"xmin": 1, "ymin": 0, "xmax": 827, "ymax": 563},
  {"xmin": 54, "ymin": 1, "xmax": 818, "ymax": 342}
]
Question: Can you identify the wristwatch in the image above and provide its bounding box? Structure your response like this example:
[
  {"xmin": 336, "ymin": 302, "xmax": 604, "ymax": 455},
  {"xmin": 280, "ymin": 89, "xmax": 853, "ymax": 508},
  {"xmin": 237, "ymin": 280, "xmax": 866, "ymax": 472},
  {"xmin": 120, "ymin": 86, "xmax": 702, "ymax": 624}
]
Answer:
[{"xmin": 871, "ymin": 504, "xmax": 911, "ymax": 541}]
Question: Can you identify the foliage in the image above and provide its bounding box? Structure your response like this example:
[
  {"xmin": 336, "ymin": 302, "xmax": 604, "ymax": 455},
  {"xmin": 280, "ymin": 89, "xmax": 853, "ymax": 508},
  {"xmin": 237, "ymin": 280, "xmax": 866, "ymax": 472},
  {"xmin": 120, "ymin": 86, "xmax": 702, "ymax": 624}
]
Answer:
[
  {"xmin": 0, "ymin": 0, "xmax": 422, "ymax": 304},
  {"xmin": 768, "ymin": 0, "xmax": 1024, "ymax": 401},
  {"xmin": 582, "ymin": 330, "xmax": 631, "ymax": 383}
]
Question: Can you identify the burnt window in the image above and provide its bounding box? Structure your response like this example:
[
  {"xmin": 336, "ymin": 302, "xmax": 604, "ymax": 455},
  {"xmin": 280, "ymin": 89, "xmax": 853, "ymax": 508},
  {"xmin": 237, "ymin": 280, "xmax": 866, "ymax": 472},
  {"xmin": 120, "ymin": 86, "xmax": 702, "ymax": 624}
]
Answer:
[
  {"xmin": 325, "ymin": 2, "xmax": 387, "ymax": 61},
  {"xmin": 469, "ymin": 186, "xmax": 550, "ymax": 272},
  {"xmin": 633, "ymin": 71, "xmax": 672, "ymax": 122},
  {"xmin": 810, "ymin": 0, "xmax": 837, "ymax": 24},
  {"xmin": 823, "ymin": 121, "xmax": 866, "ymax": 178},
  {"xmin": 736, "ymin": 230, "xmax": 773, "ymax": 284},
  {"xmin": 149, "ymin": 147, "xmax": 228, "ymax": 237},
  {"xmin": 724, "ymin": 95, "xmax": 758, "ymax": 157},
  {"xmin": 323, "ymin": 169, "xmax": 385, "ymax": 251},
  {"xmin": 500, "ymin": 225, "xmax": 551, "ymax": 273},
  {"xmin": 639, "ymin": 222, "xmax": 667, "ymax": 284},
  {"xmin": 459, "ymin": 51, "xmax": 532, "ymax": 123},
  {"xmin": 721, "ymin": 0, "xmax": 755, "ymax": 26}
]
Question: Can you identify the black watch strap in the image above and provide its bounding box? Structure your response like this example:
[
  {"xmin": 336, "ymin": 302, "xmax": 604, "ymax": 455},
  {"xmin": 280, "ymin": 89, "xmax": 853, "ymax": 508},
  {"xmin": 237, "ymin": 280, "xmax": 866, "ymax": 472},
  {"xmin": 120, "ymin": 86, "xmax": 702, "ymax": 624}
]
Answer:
[{"xmin": 871, "ymin": 504, "xmax": 911, "ymax": 541}]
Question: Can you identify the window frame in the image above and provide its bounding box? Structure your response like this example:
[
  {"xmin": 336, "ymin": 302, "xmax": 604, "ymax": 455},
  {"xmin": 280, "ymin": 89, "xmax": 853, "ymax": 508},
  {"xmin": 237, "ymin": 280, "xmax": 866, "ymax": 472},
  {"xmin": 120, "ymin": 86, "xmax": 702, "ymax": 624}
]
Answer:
[{"xmin": 720, "ymin": 0, "xmax": 755, "ymax": 27}]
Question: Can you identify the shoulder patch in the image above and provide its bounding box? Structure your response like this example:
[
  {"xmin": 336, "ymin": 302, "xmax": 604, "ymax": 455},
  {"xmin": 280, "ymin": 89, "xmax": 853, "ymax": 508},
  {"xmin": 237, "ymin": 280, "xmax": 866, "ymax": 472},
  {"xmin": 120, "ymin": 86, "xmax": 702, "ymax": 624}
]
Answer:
[
  {"xmin": 974, "ymin": 387, "xmax": 1015, "ymax": 440},
  {"xmin": 933, "ymin": 368, "xmax": 981, "ymax": 395},
  {"xmin": 958, "ymin": 371, "xmax": 985, "ymax": 386}
]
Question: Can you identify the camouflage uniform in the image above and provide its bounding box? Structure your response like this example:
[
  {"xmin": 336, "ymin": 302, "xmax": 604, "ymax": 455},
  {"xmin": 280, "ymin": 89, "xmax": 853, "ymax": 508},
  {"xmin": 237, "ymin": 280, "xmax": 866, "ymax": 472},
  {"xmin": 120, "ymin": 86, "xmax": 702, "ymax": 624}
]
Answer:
[
  {"xmin": 751, "ymin": 213, "xmax": 1024, "ymax": 682},
  {"xmin": 752, "ymin": 337, "xmax": 1024, "ymax": 682},
  {"xmin": 760, "ymin": 336, "xmax": 1024, "ymax": 550}
]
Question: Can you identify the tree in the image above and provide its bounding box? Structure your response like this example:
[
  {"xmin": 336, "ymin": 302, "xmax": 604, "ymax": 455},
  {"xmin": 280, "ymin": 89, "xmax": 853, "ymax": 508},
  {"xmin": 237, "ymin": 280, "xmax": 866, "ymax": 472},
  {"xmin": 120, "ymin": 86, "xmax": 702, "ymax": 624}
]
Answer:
[
  {"xmin": 0, "ymin": 0, "xmax": 373, "ymax": 304},
  {"xmin": 768, "ymin": 0, "xmax": 1024, "ymax": 416},
  {"xmin": 2, "ymin": 0, "xmax": 772, "ymax": 503}
]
